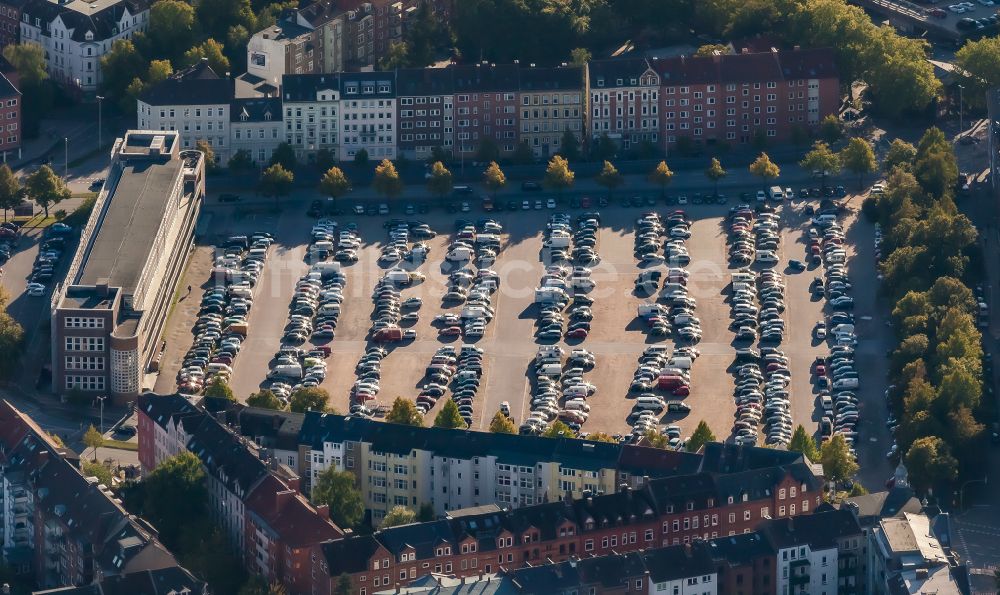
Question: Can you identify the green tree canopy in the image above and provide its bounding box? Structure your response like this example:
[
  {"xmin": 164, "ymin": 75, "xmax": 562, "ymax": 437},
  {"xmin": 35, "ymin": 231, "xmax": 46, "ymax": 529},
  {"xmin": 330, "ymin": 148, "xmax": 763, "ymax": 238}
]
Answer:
[
  {"xmin": 373, "ymin": 159, "xmax": 404, "ymax": 199},
  {"xmin": 204, "ymin": 377, "xmax": 235, "ymax": 400},
  {"xmin": 25, "ymin": 165, "xmax": 70, "ymax": 218},
  {"xmin": 482, "ymin": 161, "xmax": 506, "ymax": 197},
  {"xmin": 148, "ymin": 0, "xmax": 195, "ymax": 62},
  {"xmin": 100, "ymin": 40, "xmax": 146, "ymax": 102},
  {"xmin": 289, "ymin": 387, "xmax": 329, "ymax": 413},
  {"xmin": 954, "ymin": 36, "xmax": 1000, "ymax": 111},
  {"xmin": 386, "ymin": 397, "xmax": 424, "ymax": 426},
  {"xmin": 426, "ymin": 160, "xmax": 453, "ymax": 198},
  {"xmin": 312, "ymin": 468, "xmax": 364, "ymax": 528},
  {"xmin": 642, "ymin": 430, "xmax": 668, "ymax": 449},
  {"xmin": 840, "ymin": 137, "xmax": 877, "ymax": 189},
  {"xmin": 488, "ymin": 411, "xmax": 516, "ymax": 433},
  {"xmin": 195, "ymin": 140, "xmax": 217, "ymax": 172},
  {"xmin": 246, "ymin": 389, "xmax": 283, "ymax": 410},
  {"xmin": 704, "ymin": 157, "xmax": 727, "ymax": 195},
  {"xmin": 83, "ymin": 425, "xmax": 103, "ymax": 461},
  {"xmin": 800, "ymin": 141, "xmax": 841, "ymax": 188},
  {"xmin": 2, "ymin": 43, "xmax": 47, "ymax": 87},
  {"xmin": 320, "ymin": 166, "xmax": 351, "ymax": 200},
  {"xmin": 884, "ymin": 139, "xmax": 917, "ymax": 172},
  {"xmin": 0, "ymin": 164, "xmax": 22, "ymax": 220},
  {"xmin": 819, "ymin": 114, "xmax": 843, "ymax": 144},
  {"xmin": 788, "ymin": 425, "xmax": 819, "ymax": 462},
  {"xmin": 749, "ymin": 152, "xmax": 780, "ymax": 189},
  {"xmin": 512, "ymin": 142, "xmax": 534, "ymax": 165},
  {"xmin": 0, "ymin": 287, "xmax": 24, "ymax": 381},
  {"xmin": 258, "ymin": 164, "xmax": 294, "ymax": 205},
  {"xmin": 559, "ymin": 130, "xmax": 581, "ymax": 161},
  {"xmin": 820, "ymin": 434, "xmax": 859, "ymax": 484},
  {"xmin": 595, "ymin": 160, "xmax": 624, "ymax": 197},
  {"xmin": 143, "ymin": 451, "xmax": 207, "ymax": 547},
  {"xmin": 81, "ymin": 460, "xmax": 114, "ymax": 486},
  {"xmin": 649, "ymin": 160, "xmax": 674, "ymax": 197},
  {"xmin": 542, "ymin": 421, "xmax": 576, "ymax": 438},
  {"xmin": 228, "ymin": 149, "xmax": 254, "ymax": 171},
  {"xmin": 381, "ymin": 505, "xmax": 417, "ymax": 528},
  {"xmin": 543, "ymin": 155, "xmax": 575, "ymax": 195},
  {"xmin": 434, "ymin": 399, "xmax": 467, "ymax": 429},
  {"xmin": 904, "ymin": 436, "xmax": 958, "ymax": 494},
  {"xmin": 686, "ymin": 421, "xmax": 716, "ymax": 452},
  {"xmin": 476, "ymin": 137, "xmax": 500, "ymax": 163}
]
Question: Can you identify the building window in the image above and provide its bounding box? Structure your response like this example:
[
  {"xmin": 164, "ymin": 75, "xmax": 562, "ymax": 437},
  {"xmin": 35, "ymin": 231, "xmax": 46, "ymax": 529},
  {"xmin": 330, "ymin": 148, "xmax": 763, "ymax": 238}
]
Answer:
[
  {"xmin": 64, "ymin": 317, "xmax": 104, "ymax": 328},
  {"xmin": 65, "ymin": 337, "xmax": 104, "ymax": 351},
  {"xmin": 65, "ymin": 375, "xmax": 105, "ymax": 391}
]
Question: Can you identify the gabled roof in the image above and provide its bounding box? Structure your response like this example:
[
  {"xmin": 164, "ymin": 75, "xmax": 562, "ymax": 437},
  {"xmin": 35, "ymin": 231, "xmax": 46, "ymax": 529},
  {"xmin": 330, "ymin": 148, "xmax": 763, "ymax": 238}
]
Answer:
[
  {"xmin": 137, "ymin": 393, "xmax": 200, "ymax": 431},
  {"xmin": 650, "ymin": 47, "xmax": 837, "ymax": 85},
  {"xmin": 32, "ymin": 566, "xmax": 208, "ymax": 595},
  {"xmin": 244, "ymin": 474, "xmax": 342, "ymax": 547},
  {"xmin": 320, "ymin": 535, "xmax": 382, "ymax": 575},
  {"xmin": 139, "ymin": 60, "xmax": 234, "ymax": 106},
  {"xmin": 641, "ymin": 542, "xmax": 715, "ymax": 583},
  {"xmin": 587, "ymin": 57, "xmax": 658, "ymax": 88},
  {"xmin": 23, "ymin": 0, "xmax": 148, "ymax": 43},
  {"xmin": 699, "ymin": 442, "xmax": 806, "ymax": 473},
  {"xmin": 761, "ymin": 508, "xmax": 863, "ymax": 551},
  {"xmin": 517, "ymin": 65, "xmax": 584, "ymax": 92},
  {"xmin": 840, "ymin": 487, "xmax": 922, "ymax": 524},
  {"xmin": 185, "ymin": 415, "xmax": 269, "ymax": 497},
  {"xmin": 231, "ymin": 97, "xmax": 282, "ymax": 124},
  {"xmin": 706, "ymin": 531, "xmax": 775, "ymax": 565}
]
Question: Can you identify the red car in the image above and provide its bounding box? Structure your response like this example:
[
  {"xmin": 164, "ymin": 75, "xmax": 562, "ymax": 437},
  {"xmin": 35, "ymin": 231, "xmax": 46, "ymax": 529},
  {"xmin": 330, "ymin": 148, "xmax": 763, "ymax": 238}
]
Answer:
[
  {"xmin": 672, "ymin": 385, "xmax": 690, "ymax": 397},
  {"xmin": 814, "ymin": 364, "xmax": 827, "ymax": 376},
  {"xmin": 440, "ymin": 326, "xmax": 463, "ymax": 336},
  {"xmin": 566, "ymin": 328, "xmax": 589, "ymax": 339}
]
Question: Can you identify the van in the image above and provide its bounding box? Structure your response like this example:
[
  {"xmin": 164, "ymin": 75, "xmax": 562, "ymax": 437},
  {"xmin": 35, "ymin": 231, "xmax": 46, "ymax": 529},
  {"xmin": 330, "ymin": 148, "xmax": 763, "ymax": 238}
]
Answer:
[
  {"xmin": 768, "ymin": 186, "xmax": 784, "ymax": 201},
  {"xmin": 635, "ymin": 396, "xmax": 665, "ymax": 411},
  {"xmin": 668, "ymin": 356, "xmax": 693, "ymax": 369},
  {"xmin": 564, "ymin": 399, "xmax": 591, "ymax": 412},
  {"xmin": 269, "ymin": 364, "xmax": 303, "ymax": 379},
  {"xmin": 833, "ymin": 378, "xmax": 859, "ymax": 390},
  {"xmin": 537, "ymin": 363, "xmax": 563, "ymax": 377},
  {"xmin": 666, "ymin": 401, "xmax": 691, "ymax": 413}
]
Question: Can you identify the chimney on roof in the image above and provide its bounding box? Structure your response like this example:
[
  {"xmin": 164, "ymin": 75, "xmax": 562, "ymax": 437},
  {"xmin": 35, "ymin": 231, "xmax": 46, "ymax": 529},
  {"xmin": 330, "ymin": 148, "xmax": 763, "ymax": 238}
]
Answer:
[
  {"xmin": 96, "ymin": 279, "xmax": 110, "ymax": 297},
  {"xmin": 741, "ymin": 47, "xmax": 749, "ymax": 54},
  {"xmin": 315, "ymin": 503, "xmax": 330, "ymax": 520},
  {"xmin": 683, "ymin": 542, "xmax": 692, "ymax": 558}
]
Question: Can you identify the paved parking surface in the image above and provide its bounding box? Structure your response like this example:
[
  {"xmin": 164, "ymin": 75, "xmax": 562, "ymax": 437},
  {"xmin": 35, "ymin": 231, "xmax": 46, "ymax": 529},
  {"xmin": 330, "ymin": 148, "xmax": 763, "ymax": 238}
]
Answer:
[{"xmin": 154, "ymin": 192, "xmax": 893, "ymax": 461}]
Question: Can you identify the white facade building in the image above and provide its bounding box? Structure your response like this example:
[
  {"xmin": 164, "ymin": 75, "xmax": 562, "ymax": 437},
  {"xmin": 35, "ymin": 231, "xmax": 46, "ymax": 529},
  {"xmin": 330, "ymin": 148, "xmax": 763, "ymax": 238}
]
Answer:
[
  {"xmin": 281, "ymin": 73, "xmax": 340, "ymax": 161},
  {"xmin": 231, "ymin": 97, "xmax": 283, "ymax": 165},
  {"xmin": 338, "ymin": 74, "xmax": 396, "ymax": 160},
  {"xmin": 20, "ymin": 0, "xmax": 149, "ymax": 93}
]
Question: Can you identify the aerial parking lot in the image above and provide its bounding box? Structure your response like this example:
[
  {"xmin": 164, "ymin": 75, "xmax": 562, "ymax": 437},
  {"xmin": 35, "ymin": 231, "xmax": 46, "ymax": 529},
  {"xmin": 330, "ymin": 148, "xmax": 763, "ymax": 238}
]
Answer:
[{"xmin": 154, "ymin": 189, "xmax": 893, "ymax": 460}]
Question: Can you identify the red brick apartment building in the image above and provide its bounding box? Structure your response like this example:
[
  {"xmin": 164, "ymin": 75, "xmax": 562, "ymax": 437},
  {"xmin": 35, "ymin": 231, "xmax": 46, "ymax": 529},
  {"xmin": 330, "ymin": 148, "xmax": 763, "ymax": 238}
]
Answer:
[
  {"xmin": 589, "ymin": 47, "xmax": 839, "ymax": 152},
  {"xmin": 310, "ymin": 462, "xmax": 823, "ymax": 594}
]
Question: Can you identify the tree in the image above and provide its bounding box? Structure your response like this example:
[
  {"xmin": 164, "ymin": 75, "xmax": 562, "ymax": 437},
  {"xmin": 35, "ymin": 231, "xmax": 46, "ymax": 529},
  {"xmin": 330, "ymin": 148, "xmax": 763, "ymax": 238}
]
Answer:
[
  {"xmin": 643, "ymin": 430, "xmax": 668, "ymax": 449},
  {"xmin": 0, "ymin": 164, "xmax": 22, "ymax": 221},
  {"xmin": 592, "ymin": 132, "xmax": 617, "ymax": 161},
  {"xmin": 434, "ymin": 399, "xmax": 467, "ymax": 429},
  {"xmin": 144, "ymin": 452, "xmax": 207, "ymax": 547},
  {"xmin": 204, "ymin": 377, "xmax": 235, "ymax": 400},
  {"xmin": 81, "ymin": 460, "xmax": 113, "ymax": 486},
  {"xmin": 315, "ymin": 149, "xmax": 336, "ymax": 172},
  {"xmin": 489, "ymin": 411, "xmax": 516, "ymax": 434},
  {"xmin": 569, "ymin": 47, "xmax": 591, "ymax": 66},
  {"xmin": 148, "ymin": 0, "xmax": 195, "ymax": 62},
  {"xmin": 83, "ymin": 425, "xmax": 103, "ymax": 461},
  {"xmin": 543, "ymin": 155, "xmax": 574, "ymax": 198},
  {"xmin": 386, "ymin": 397, "xmax": 424, "ymax": 426},
  {"xmin": 586, "ymin": 432, "xmax": 618, "ymax": 443},
  {"xmin": 595, "ymin": 160, "xmax": 624, "ymax": 198},
  {"xmin": 954, "ymin": 36, "xmax": 1000, "ymax": 111},
  {"xmin": 417, "ymin": 502, "xmax": 435, "ymax": 522},
  {"xmin": 884, "ymin": 139, "xmax": 917, "ymax": 172},
  {"xmin": 800, "ymin": 141, "xmax": 840, "ymax": 189},
  {"xmin": 373, "ymin": 159, "xmax": 404, "ymax": 200},
  {"xmin": 289, "ymin": 387, "xmax": 329, "ymax": 413},
  {"xmin": 905, "ymin": 436, "xmax": 958, "ymax": 494},
  {"xmin": 475, "ymin": 137, "xmax": 500, "ymax": 163},
  {"xmin": 695, "ymin": 43, "xmax": 730, "ymax": 57},
  {"xmin": 542, "ymin": 421, "xmax": 575, "ymax": 438},
  {"xmin": 25, "ymin": 165, "xmax": 70, "ymax": 218},
  {"xmin": 788, "ymin": 425, "xmax": 819, "ymax": 462},
  {"xmin": 246, "ymin": 389, "xmax": 283, "ymax": 410},
  {"xmin": 100, "ymin": 40, "xmax": 145, "ymax": 102},
  {"xmin": 3, "ymin": 44, "xmax": 51, "ymax": 137},
  {"xmin": 381, "ymin": 505, "xmax": 417, "ymax": 528},
  {"xmin": 841, "ymin": 137, "xmax": 878, "ymax": 189},
  {"xmin": 704, "ymin": 157, "xmax": 727, "ymax": 196},
  {"xmin": 512, "ymin": 142, "xmax": 534, "ymax": 165},
  {"xmin": 228, "ymin": 149, "xmax": 254, "ymax": 172},
  {"xmin": 558, "ymin": 130, "xmax": 581, "ymax": 161},
  {"xmin": 482, "ymin": 161, "xmax": 506, "ymax": 199},
  {"xmin": 379, "ymin": 41, "xmax": 410, "ymax": 70},
  {"xmin": 269, "ymin": 142, "xmax": 297, "ymax": 171},
  {"xmin": 819, "ymin": 114, "xmax": 843, "ymax": 144},
  {"xmin": 319, "ymin": 167, "xmax": 351, "ymax": 202},
  {"xmin": 194, "ymin": 0, "xmax": 254, "ymax": 43},
  {"xmin": 353, "ymin": 148, "xmax": 369, "ymax": 166},
  {"xmin": 258, "ymin": 164, "xmax": 294, "ymax": 207},
  {"xmin": 820, "ymin": 434, "xmax": 859, "ymax": 485},
  {"xmin": 914, "ymin": 128, "xmax": 958, "ymax": 198},
  {"xmin": 195, "ymin": 140, "xmax": 217, "ymax": 172},
  {"xmin": 401, "ymin": 0, "xmax": 447, "ymax": 67},
  {"xmin": 0, "ymin": 288, "xmax": 24, "ymax": 382},
  {"xmin": 686, "ymin": 421, "xmax": 716, "ymax": 452},
  {"xmin": 749, "ymin": 152, "xmax": 780, "ymax": 191},
  {"xmin": 649, "ymin": 160, "xmax": 674, "ymax": 198},
  {"xmin": 311, "ymin": 468, "xmax": 364, "ymax": 528},
  {"xmin": 334, "ymin": 574, "xmax": 353, "ymax": 595},
  {"xmin": 2, "ymin": 44, "xmax": 47, "ymax": 87},
  {"xmin": 426, "ymin": 160, "xmax": 453, "ymax": 199},
  {"xmin": 146, "ymin": 59, "xmax": 173, "ymax": 86}
]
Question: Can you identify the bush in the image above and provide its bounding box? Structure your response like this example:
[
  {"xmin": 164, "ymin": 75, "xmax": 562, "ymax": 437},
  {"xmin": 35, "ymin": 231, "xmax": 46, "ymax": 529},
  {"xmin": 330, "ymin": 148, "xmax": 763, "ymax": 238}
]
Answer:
[{"xmin": 861, "ymin": 195, "xmax": 880, "ymax": 222}]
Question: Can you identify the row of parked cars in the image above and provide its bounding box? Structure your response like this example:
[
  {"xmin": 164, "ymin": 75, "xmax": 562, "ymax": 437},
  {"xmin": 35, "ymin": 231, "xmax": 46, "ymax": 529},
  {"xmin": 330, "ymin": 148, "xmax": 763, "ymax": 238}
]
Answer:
[
  {"xmin": 350, "ymin": 346, "xmax": 388, "ymax": 411},
  {"xmin": 438, "ymin": 219, "xmax": 503, "ymax": 339},
  {"xmin": 810, "ymin": 213, "xmax": 861, "ymax": 458},
  {"xmin": 419, "ymin": 345, "xmax": 484, "ymax": 426},
  {"xmin": 26, "ymin": 224, "xmax": 72, "ymax": 296},
  {"xmin": 519, "ymin": 346, "xmax": 597, "ymax": 435},
  {"xmin": 177, "ymin": 232, "xmax": 272, "ymax": 393},
  {"xmin": 625, "ymin": 345, "xmax": 694, "ymax": 443}
]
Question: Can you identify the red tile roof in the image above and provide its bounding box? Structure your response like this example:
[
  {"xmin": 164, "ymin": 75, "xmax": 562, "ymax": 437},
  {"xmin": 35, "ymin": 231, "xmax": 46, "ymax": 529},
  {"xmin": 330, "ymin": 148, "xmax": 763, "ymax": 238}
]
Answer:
[
  {"xmin": 245, "ymin": 475, "xmax": 342, "ymax": 548},
  {"xmin": 651, "ymin": 48, "xmax": 838, "ymax": 85}
]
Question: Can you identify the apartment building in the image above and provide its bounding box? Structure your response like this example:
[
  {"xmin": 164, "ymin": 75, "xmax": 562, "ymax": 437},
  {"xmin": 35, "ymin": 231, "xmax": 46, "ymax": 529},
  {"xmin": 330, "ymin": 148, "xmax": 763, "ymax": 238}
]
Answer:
[
  {"xmin": 231, "ymin": 97, "xmax": 284, "ymax": 165},
  {"xmin": 339, "ymin": 72, "xmax": 396, "ymax": 160},
  {"xmin": 52, "ymin": 131, "xmax": 205, "ymax": 404},
  {"xmin": 648, "ymin": 47, "xmax": 839, "ymax": 150},
  {"xmin": 137, "ymin": 60, "xmax": 234, "ymax": 162},
  {"xmin": 588, "ymin": 57, "xmax": 661, "ymax": 152},
  {"xmin": 0, "ymin": 70, "xmax": 21, "ymax": 160},
  {"xmin": 0, "ymin": 0, "xmax": 23, "ymax": 52},
  {"xmin": 0, "ymin": 400, "xmax": 202, "ymax": 592},
  {"xmin": 19, "ymin": 0, "xmax": 149, "ymax": 93},
  {"xmin": 281, "ymin": 73, "xmax": 342, "ymax": 160},
  {"xmin": 762, "ymin": 510, "xmax": 865, "ymax": 595},
  {"xmin": 868, "ymin": 511, "xmax": 966, "ymax": 595},
  {"xmin": 518, "ymin": 65, "xmax": 585, "ymax": 158},
  {"xmin": 137, "ymin": 393, "xmax": 343, "ymax": 594},
  {"xmin": 248, "ymin": 9, "xmax": 322, "ymax": 87}
]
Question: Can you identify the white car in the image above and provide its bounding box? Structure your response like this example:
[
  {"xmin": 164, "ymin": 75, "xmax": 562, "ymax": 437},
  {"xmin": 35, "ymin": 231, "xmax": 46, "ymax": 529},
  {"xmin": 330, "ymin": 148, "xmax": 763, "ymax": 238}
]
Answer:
[
  {"xmin": 27, "ymin": 283, "xmax": 45, "ymax": 297},
  {"xmin": 546, "ymin": 198, "xmax": 556, "ymax": 209}
]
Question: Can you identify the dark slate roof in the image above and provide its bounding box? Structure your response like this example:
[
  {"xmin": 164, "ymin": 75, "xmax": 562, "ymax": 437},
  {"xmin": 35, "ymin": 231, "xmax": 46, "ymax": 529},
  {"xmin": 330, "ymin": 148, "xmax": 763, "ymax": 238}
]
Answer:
[
  {"xmin": 572, "ymin": 486, "xmax": 659, "ymax": 531},
  {"xmin": 699, "ymin": 442, "xmax": 806, "ymax": 473},
  {"xmin": 761, "ymin": 509, "xmax": 863, "ymax": 550},
  {"xmin": 645, "ymin": 472, "xmax": 717, "ymax": 513},
  {"xmin": 377, "ymin": 519, "xmax": 455, "ymax": 558},
  {"xmin": 618, "ymin": 445, "xmax": 702, "ymax": 479},
  {"xmin": 139, "ymin": 60, "xmax": 234, "ymax": 106},
  {"xmin": 510, "ymin": 560, "xmax": 582, "ymax": 593},
  {"xmin": 651, "ymin": 48, "xmax": 837, "ymax": 85},
  {"xmin": 713, "ymin": 462, "xmax": 821, "ymax": 503},
  {"xmin": 587, "ymin": 57, "xmax": 657, "ymax": 87},
  {"xmin": 185, "ymin": 415, "xmax": 269, "ymax": 497},
  {"xmin": 231, "ymin": 97, "xmax": 282, "ymax": 123},
  {"xmin": 706, "ymin": 531, "xmax": 775, "ymax": 565},
  {"xmin": 23, "ymin": 0, "xmax": 148, "ymax": 42},
  {"xmin": 295, "ymin": 0, "xmax": 345, "ymax": 27},
  {"xmin": 282, "ymin": 73, "xmax": 342, "ymax": 102},
  {"xmin": 642, "ymin": 542, "xmax": 715, "ymax": 583},
  {"xmin": 517, "ymin": 65, "xmax": 584, "ymax": 92},
  {"xmin": 320, "ymin": 535, "xmax": 381, "ymax": 575},
  {"xmin": 34, "ymin": 566, "xmax": 209, "ymax": 595},
  {"xmin": 840, "ymin": 487, "xmax": 922, "ymax": 525},
  {"xmin": 137, "ymin": 392, "xmax": 200, "ymax": 430},
  {"xmin": 0, "ymin": 72, "xmax": 20, "ymax": 99}
]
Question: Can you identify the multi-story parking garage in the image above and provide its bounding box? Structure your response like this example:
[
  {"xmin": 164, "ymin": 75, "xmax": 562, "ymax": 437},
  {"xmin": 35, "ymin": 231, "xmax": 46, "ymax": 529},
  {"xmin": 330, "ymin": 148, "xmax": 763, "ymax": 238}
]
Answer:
[{"xmin": 52, "ymin": 130, "xmax": 205, "ymax": 404}]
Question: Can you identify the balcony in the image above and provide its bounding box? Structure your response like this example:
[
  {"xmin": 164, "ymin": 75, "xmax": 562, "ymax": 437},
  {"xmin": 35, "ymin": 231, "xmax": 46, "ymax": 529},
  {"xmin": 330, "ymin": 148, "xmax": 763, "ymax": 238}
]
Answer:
[{"xmin": 790, "ymin": 572, "xmax": 811, "ymax": 587}]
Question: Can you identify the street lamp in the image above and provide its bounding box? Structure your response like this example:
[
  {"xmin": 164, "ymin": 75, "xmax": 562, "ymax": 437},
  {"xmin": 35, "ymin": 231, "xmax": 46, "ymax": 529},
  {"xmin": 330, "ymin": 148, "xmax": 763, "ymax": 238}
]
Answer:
[
  {"xmin": 96, "ymin": 395, "xmax": 107, "ymax": 434},
  {"xmin": 64, "ymin": 137, "xmax": 68, "ymax": 178},
  {"xmin": 96, "ymin": 95, "xmax": 104, "ymax": 150},
  {"xmin": 958, "ymin": 84, "xmax": 965, "ymax": 136}
]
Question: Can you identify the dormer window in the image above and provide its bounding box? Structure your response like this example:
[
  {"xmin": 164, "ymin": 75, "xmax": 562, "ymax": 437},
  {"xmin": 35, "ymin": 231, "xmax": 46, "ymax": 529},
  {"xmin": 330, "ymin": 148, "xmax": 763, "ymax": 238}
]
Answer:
[{"xmin": 264, "ymin": 112, "xmax": 272, "ymax": 121}]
